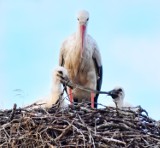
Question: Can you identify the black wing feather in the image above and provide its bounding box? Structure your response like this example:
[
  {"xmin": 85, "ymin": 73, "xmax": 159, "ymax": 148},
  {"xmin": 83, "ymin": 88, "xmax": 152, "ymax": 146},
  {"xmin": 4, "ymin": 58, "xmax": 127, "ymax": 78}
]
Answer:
[{"xmin": 93, "ymin": 57, "xmax": 103, "ymax": 108}]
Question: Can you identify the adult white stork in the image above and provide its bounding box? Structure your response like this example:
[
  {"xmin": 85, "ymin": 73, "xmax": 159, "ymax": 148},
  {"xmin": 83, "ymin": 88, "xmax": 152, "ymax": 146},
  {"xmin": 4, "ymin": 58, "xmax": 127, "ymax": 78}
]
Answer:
[{"xmin": 59, "ymin": 10, "xmax": 103, "ymax": 108}]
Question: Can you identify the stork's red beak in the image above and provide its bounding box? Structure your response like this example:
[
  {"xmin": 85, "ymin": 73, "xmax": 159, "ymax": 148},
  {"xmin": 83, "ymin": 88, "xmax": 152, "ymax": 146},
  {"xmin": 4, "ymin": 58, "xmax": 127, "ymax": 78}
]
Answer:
[{"xmin": 80, "ymin": 25, "xmax": 86, "ymax": 56}]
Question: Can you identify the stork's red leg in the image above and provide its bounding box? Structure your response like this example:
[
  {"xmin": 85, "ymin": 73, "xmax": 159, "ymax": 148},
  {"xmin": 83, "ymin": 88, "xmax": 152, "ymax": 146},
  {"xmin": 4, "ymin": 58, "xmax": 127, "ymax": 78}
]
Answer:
[
  {"xmin": 91, "ymin": 92, "xmax": 95, "ymax": 108},
  {"xmin": 69, "ymin": 88, "xmax": 73, "ymax": 105}
]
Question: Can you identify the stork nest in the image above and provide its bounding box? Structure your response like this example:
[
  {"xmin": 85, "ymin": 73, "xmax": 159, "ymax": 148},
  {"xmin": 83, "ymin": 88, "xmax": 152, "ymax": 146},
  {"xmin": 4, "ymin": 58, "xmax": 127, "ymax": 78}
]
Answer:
[{"xmin": 0, "ymin": 102, "xmax": 160, "ymax": 148}]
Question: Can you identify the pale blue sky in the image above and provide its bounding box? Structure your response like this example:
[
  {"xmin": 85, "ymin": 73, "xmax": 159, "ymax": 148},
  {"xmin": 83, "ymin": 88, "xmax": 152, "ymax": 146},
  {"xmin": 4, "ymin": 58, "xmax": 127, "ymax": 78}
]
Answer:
[{"xmin": 0, "ymin": 0, "xmax": 160, "ymax": 120}]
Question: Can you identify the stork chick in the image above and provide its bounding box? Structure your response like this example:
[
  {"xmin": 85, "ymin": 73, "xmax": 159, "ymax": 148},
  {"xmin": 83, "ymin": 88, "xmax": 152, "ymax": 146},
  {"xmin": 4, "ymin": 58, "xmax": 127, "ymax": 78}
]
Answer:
[
  {"xmin": 108, "ymin": 86, "xmax": 135, "ymax": 110},
  {"xmin": 36, "ymin": 66, "xmax": 69, "ymax": 108},
  {"xmin": 108, "ymin": 87, "xmax": 125, "ymax": 109}
]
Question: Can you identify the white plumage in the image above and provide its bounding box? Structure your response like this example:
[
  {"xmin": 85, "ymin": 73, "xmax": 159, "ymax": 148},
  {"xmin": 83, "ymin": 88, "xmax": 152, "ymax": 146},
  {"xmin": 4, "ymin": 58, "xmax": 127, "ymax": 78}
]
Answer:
[
  {"xmin": 35, "ymin": 66, "xmax": 69, "ymax": 108},
  {"xmin": 59, "ymin": 10, "xmax": 103, "ymax": 108},
  {"xmin": 107, "ymin": 86, "xmax": 133, "ymax": 109}
]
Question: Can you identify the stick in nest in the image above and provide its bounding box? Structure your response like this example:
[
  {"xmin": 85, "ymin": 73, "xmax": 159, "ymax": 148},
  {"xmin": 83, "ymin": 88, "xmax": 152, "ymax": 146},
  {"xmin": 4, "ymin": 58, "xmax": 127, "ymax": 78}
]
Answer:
[{"xmin": 9, "ymin": 103, "xmax": 17, "ymax": 121}]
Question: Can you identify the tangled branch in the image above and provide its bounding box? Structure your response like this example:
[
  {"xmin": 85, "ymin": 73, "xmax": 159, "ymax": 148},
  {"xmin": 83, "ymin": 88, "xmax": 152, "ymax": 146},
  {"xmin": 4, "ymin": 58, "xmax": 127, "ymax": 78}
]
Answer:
[{"xmin": 0, "ymin": 103, "xmax": 160, "ymax": 147}]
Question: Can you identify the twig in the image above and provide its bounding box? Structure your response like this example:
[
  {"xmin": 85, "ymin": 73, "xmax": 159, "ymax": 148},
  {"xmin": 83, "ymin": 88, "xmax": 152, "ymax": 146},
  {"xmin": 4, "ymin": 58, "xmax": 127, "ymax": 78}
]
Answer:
[
  {"xmin": 95, "ymin": 134, "xmax": 126, "ymax": 145},
  {"xmin": 54, "ymin": 120, "xmax": 73, "ymax": 141},
  {"xmin": 60, "ymin": 79, "xmax": 110, "ymax": 95},
  {"xmin": 9, "ymin": 104, "xmax": 17, "ymax": 121}
]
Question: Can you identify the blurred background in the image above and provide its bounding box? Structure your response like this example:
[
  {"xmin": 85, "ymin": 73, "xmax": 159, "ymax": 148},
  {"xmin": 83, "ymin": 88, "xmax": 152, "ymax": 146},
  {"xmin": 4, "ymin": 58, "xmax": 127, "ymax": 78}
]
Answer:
[{"xmin": 0, "ymin": 0, "xmax": 160, "ymax": 120}]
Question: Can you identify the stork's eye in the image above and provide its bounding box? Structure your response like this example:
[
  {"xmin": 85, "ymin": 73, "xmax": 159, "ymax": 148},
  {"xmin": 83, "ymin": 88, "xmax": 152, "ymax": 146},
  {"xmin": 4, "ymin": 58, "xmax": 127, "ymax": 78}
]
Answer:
[
  {"xmin": 77, "ymin": 18, "xmax": 79, "ymax": 21},
  {"xmin": 87, "ymin": 18, "xmax": 89, "ymax": 21}
]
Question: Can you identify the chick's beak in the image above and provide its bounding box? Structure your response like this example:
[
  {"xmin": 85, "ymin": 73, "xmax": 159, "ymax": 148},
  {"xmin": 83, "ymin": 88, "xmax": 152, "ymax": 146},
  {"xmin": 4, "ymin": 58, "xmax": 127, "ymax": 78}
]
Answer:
[{"xmin": 107, "ymin": 89, "xmax": 119, "ymax": 99}]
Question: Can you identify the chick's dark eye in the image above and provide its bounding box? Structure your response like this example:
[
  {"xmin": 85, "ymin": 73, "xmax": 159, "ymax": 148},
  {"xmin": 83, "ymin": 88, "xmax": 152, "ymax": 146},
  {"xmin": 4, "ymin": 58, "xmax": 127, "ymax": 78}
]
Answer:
[
  {"xmin": 77, "ymin": 18, "xmax": 79, "ymax": 21},
  {"xmin": 87, "ymin": 18, "xmax": 89, "ymax": 21},
  {"xmin": 118, "ymin": 88, "xmax": 122, "ymax": 92},
  {"xmin": 58, "ymin": 71, "xmax": 63, "ymax": 75}
]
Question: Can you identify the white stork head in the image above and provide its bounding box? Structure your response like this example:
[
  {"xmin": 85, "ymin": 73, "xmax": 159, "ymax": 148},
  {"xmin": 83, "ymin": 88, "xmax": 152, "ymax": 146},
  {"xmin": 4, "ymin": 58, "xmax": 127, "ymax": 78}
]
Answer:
[
  {"xmin": 53, "ymin": 66, "xmax": 69, "ymax": 83},
  {"xmin": 77, "ymin": 10, "xmax": 89, "ymax": 26},
  {"xmin": 76, "ymin": 10, "xmax": 89, "ymax": 55},
  {"xmin": 108, "ymin": 86, "xmax": 125, "ymax": 108}
]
